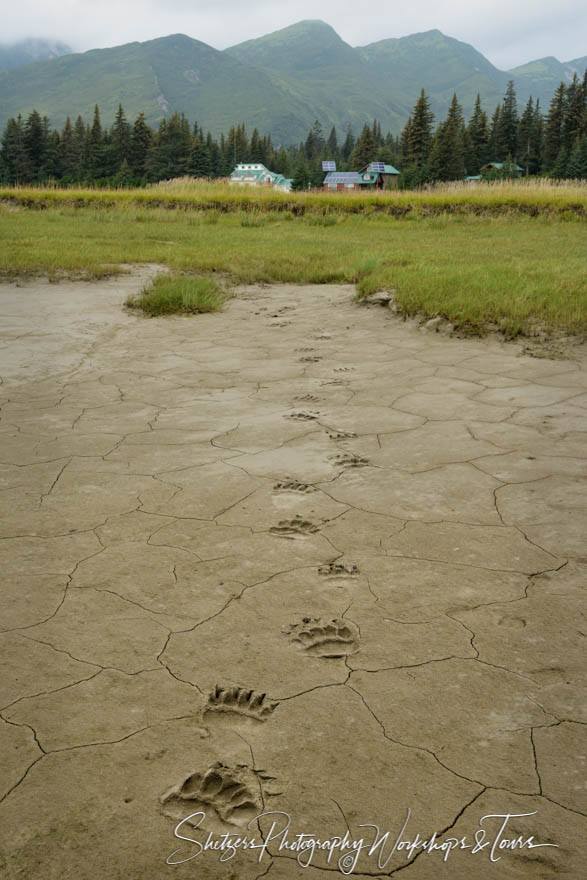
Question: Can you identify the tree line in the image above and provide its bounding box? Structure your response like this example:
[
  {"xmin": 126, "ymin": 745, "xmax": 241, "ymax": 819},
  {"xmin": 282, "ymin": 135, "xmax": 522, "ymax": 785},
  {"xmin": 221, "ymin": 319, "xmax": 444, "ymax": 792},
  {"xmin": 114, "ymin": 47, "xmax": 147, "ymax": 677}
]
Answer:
[{"xmin": 1, "ymin": 74, "xmax": 586, "ymax": 188}]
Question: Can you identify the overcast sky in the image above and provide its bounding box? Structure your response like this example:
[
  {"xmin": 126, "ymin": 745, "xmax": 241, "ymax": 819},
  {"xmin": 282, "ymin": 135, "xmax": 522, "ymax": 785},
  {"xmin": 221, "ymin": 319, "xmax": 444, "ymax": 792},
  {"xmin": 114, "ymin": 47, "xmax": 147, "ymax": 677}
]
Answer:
[{"xmin": 3, "ymin": 0, "xmax": 586, "ymax": 69}]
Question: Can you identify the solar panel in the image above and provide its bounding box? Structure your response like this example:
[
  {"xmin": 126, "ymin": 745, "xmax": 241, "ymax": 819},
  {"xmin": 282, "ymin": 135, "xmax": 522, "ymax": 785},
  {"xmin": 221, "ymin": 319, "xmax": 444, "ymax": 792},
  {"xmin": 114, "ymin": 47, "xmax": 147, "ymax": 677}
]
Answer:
[
  {"xmin": 322, "ymin": 160, "xmax": 337, "ymax": 171},
  {"xmin": 369, "ymin": 162, "xmax": 385, "ymax": 173},
  {"xmin": 325, "ymin": 172, "xmax": 360, "ymax": 183}
]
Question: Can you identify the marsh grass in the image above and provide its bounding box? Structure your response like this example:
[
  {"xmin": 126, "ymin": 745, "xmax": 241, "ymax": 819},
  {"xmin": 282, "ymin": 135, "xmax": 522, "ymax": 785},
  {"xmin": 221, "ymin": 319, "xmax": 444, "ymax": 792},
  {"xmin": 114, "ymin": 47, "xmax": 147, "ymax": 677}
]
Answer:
[
  {"xmin": 1, "ymin": 192, "xmax": 585, "ymax": 337},
  {"xmin": 126, "ymin": 274, "xmax": 227, "ymax": 316},
  {"xmin": 1, "ymin": 178, "xmax": 585, "ymax": 217}
]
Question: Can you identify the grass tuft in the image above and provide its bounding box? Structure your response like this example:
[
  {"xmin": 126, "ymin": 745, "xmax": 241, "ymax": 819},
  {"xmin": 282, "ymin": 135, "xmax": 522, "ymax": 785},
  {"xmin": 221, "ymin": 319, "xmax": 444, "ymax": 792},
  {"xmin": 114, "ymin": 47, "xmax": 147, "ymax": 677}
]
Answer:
[{"xmin": 126, "ymin": 274, "xmax": 227, "ymax": 316}]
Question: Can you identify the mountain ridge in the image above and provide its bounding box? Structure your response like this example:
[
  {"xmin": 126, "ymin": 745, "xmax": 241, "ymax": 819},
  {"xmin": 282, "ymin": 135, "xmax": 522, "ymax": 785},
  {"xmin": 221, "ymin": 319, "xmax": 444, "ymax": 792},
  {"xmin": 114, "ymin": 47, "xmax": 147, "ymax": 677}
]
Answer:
[{"xmin": 0, "ymin": 23, "xmax": 584, "ymax": 141}]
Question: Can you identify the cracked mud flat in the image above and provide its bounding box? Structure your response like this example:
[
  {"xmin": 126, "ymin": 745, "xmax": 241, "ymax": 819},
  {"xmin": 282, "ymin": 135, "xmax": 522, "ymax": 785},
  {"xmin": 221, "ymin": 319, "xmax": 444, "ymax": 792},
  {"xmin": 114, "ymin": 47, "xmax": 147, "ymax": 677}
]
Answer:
[{"xmin": 0, "ymin": 267, "xmax": 586, "ymax": 880}]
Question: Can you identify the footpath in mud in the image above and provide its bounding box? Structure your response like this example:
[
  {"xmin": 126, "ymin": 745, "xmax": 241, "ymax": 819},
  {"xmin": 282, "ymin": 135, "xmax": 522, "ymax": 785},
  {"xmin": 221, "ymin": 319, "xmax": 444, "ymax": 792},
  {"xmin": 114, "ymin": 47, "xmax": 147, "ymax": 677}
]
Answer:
[{"xmin": 0, "ymin": 270, "xmax": 585, "ymax": 879}]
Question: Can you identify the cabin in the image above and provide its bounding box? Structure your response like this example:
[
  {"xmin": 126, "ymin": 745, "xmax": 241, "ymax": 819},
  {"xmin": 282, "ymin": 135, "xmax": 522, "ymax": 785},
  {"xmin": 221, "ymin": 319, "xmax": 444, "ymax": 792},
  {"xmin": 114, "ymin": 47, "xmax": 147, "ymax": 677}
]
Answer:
[
  {"xmin": 230, "ymin": 163, "xmax": 292, "ymax": 191},
  {"xmin": 323, "ymin": 163, "xmax": 400, "ymax": 191},
  {"xmin": 480, "ymin": 162, "xmax": 523, "ymax": 177},
  {"xmin": 323, "ymin": 171, "xmax": 362, "ymax": 191},
  {"xmin": 357, "ymin": 163, "xmax": 400, "ymax": 189}
]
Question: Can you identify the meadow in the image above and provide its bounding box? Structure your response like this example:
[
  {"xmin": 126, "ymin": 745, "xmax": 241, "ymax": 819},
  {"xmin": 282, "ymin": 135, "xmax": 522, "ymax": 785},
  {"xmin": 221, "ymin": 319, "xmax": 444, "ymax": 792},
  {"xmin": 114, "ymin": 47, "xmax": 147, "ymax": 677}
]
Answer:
[{"xmin": 1, "ymin": 179, "xmax": 585, "ymax": 338}]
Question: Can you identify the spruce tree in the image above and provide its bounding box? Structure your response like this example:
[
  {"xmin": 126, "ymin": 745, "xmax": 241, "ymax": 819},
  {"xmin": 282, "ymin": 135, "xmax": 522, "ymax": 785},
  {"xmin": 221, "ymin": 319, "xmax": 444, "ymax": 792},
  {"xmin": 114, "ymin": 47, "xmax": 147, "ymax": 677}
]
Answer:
[
  {"xmin": 59, "ymin": 117, "xmax": 79, "ymax": 181},
  {"xmin": 327, "ymin": 126, "xmax": 338, "ymax": 158},
  {"xmin": 341, "ymin": 124, "xmax": 354, "ymax": 165},
  {"xmin": 566, "ymin": 136, "xmax": 587, "ymax": 179},
  {"xmin": 563, "ymin": 73, "xmax": 586, "ymax": 150},
  {"xmin": 499, "ymin": 81, "xmax": 519, "ymax": 160},
  {"xmin": 407, "ymin": 90, "xmax": 434, "ymax": 167},
  {"xmin": 130, "ymin": 112, "xmax": 152, "ymax": 181},
  {"xmin": 189, "ymin": 135, "xmax": 211, "ymax": 177},
  {"xmin": 0, "ymin": 115, "xmax": 32, "ymax": 183},
  {"xmin": 429, "ymin": 94, "xmax": 466, "ymax": 181},
  {"xmin": 291, "ymin": 153, "xmax": 310, "ymax": 191},
  {"xmin": 543, "ymin": 83, "xmax": 566, "ymax": 171},
  {"xmin": 23, "ymin": 110, "xmax": 48, "ymax": 181},
  {"xmin": 467, "ymin": 94, "xmax": 490, "ymax": 172},
  {"xmin": 551, "ymin": 145, "xmax": 568, "ymax": 178},
  {"xmin": 351, "ymin": 123, "xmax": 377, "ymax": 168},
  {"xmin": 111, "ymin": 104, "xmax": 131, "ymax": 172}
]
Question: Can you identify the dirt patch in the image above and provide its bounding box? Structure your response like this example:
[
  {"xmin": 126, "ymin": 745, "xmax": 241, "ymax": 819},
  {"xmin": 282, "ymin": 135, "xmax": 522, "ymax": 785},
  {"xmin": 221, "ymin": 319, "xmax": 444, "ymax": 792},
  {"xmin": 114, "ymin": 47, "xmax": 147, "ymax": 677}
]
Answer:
[{"xmin": 1, "ymin": 273, "xmax": 585, "ymax": 878}]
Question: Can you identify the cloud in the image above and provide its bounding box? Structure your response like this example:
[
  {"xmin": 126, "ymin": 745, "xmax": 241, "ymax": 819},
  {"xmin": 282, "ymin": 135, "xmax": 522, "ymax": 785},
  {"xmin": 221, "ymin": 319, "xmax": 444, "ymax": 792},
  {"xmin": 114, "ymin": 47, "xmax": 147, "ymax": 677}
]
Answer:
[{"xmin": 3, "ymin": 0, "xmax": 586, "ymax": 69}]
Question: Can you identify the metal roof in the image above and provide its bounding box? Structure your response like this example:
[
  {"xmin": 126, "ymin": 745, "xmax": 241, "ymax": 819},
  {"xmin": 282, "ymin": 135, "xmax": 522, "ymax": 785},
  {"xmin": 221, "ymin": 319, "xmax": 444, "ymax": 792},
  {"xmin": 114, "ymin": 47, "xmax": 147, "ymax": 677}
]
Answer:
[
  {"xmin": 324, "ymin": 172, "xmax": 361, "ymax": 184},
  {"xmin": 360, "ymin": 163, "xmax": 400, "ymax": 175}
]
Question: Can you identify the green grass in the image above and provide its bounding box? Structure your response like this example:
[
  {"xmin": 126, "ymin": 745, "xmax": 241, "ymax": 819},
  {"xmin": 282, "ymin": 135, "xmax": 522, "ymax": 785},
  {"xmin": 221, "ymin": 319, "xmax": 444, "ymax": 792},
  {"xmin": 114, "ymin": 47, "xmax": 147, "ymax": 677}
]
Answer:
[
  {"xmin": 126, "ymin": 273, "xmax": 227, "ymax": 316},
  {"xmin": 1, "ymin": 178, "xmax": 586, "ymax": 217},
  {"xmin": 0, "ymin": 183, "xmax": 585, "ymax": 337}
]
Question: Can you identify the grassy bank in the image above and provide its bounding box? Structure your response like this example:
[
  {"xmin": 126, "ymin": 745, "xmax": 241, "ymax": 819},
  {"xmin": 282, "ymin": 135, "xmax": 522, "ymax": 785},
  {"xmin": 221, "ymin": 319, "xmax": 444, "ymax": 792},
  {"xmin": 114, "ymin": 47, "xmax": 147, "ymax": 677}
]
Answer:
[
  {"xmin": 1, "ymin": 178, "xmax": 586, "ymax": 217},
  {"xmin": 0, "ymin": 184, "xmax": 585, "ymax": 337}
]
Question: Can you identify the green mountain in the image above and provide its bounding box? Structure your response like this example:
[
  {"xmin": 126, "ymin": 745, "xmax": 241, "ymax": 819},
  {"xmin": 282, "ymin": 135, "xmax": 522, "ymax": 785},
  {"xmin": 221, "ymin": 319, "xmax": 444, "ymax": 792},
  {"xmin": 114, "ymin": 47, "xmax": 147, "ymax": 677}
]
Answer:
[
  {"xmin": 358, "ymin": 29, "xmax": 509, "ymax": 122},
  {"xmin": 0, "ymin": 34, "xmax": 310, "ymax": 143},
  {"xmin": 0, "ymin": 38, "xmax": 72, "ymax": 72},
  {"xmin": 226, "ymin": 20, "xmax": 405, "ymax": 134},
  {"xmin": 510, "ymin": 55, "xmax": 587, "ymax": 105},
  {"xmin": 0, "ymin": 23, "xmax": 585, "ymax": 142}
]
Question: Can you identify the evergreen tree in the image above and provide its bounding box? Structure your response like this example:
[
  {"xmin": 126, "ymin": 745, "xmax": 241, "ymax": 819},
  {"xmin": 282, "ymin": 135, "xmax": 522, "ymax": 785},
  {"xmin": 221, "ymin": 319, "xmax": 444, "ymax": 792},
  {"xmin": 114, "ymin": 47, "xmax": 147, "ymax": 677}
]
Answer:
[
  {"xmin": 428, "ymin": 94, "xmax": 466, "ymax": 181},
  {"xmin": 407, "ymin": 90, "xmax": 434, "ymax": 167},
  {"xmin": 326, "ymin": 125, "xmax": 338, "ymax": 158},
  {"xmin": 351, "ymin": 123, "xmax": 377, "ymax": 168},
  {"xmin": 0, "ymin": 115, "xmax": 32, "ymax": 183},
  {"xmin": 249, "ymin": 128, "xmax": 265, "ymax": 163},
  {"xmin": 499, "ymin": 80, "xmax": 519, "ymax": 159},
  {"xmin": 487, "ymin": 104, "xmax": 504, "ymax": 160},
  {"xmin": 86, "ymin": 104, "xmax": 108, "ymax": 180},
  {"xmin": 273, "ymin": 145, "xmax": 291, "ymax": 177},
  {"xmin": 563, "ymin": 73, "xmax": 586, "ymax": 150},
  {"xmin": 44, "ymin": 128, "xmax": 61, "ymax": 180},
  {"xmin": 551, "ymin": 145, "xmax": 568, "ymax": 179},
  {"xmin": 23, "ymin": 110, "xmax": 48, "ymax": 181},
  {"xmin": 59, "ymin": 117, "xmax": 80, "ymax": 181},
  {"xmin": 111, "ymin": 104, "xmax": 131, "ymax": 172},
  {"xmin": 341, "ymin": 124, "xmax": 354, "ymax": 165},
  {"xmin": 566, "ymin": 136, "xmax": 587, "ymax": 179},
  {"xmin": 130, "ymin": 112, "xmax": 152, "ymax": 181},
  {"xmin": 189, "ymin": 135, "xmax": 211, "ymax": 177},
  {"xmin": 466, "ymin": 94, "xmax": 489, "ymax": 173},
  {"xmin": 291, "ymin": 153, "xmax": 310, "ymax": 191},
  {"xmin": 543, "ymin": 83, "xmax": 566, "ymax": 170},
  {"xmin": 517, "ymin": 97, "xmax": 542, "ymax": 174}
]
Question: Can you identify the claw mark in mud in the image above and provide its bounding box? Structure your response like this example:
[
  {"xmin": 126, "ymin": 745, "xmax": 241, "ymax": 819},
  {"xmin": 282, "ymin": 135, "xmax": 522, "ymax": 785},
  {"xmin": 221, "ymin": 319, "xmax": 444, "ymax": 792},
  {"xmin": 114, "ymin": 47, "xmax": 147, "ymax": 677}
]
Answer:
[
  {"xmin": 269, "ymin": 320, "xmax": 291, "ymax": 327},
  {"xmin": 328, "ymin": 431, "xmax": 357, "ymax": 441},
  {"xmin": 295, "ymin": 347, "xmax": 315, "ymax": 353},
  {"xmin": 206, "ymin": 685, "xmax": 278, "ymax": 721},
  {"xmin": 284, "ymin": 411, "xmax": 319, "ymax": 421},
  {"xmin": 318, "ymin": 562, "xmax": 360, "ymax": 577},
  {"xmin": 283, "ymin": 617, "xmax": 360, "ymax": 658},
  {"xmin": 160, "ymin": 762, "xmax": 261, "ymax": 829},
  {"xmin": 294, "ymin": 393, "xmax": 320, "ymax": 402},
  {"xmin": 299, "ymin": 356, "xmax": 322, "ymax": 363},
  {"xmin": 273, "ymin": 480, "xmax": 316, "ymax": 493},
  {"xmin": 331, "ymin": 452, "xmax": 369, "ymax": 468},
  {"xmin": 334, "ymin": 366, "xmax": 354, "ymax": 373},
  {"xmin": 321, "ymin": 378, "xmax": 345, "ymax": 386},
  {"xmin": 497, "ymin": 616, "xmax": 527, "ymax": 629},
  {"xmin": 269, "ymin": 515, "xmax": 320, "ymax": 537}
]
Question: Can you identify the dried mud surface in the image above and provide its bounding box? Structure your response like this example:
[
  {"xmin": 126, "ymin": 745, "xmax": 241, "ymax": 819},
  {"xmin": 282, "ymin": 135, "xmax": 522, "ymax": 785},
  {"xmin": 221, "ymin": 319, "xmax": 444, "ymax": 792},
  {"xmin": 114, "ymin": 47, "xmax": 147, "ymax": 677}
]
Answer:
[{"xmin": 0, "ymin": 268, "xmax": 586, "ymax": 879}]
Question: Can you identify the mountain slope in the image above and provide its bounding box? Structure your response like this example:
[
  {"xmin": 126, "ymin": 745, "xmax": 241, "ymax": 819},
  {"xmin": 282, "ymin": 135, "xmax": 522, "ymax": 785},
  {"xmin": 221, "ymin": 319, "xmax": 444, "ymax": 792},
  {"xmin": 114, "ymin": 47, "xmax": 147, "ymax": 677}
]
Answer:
[
  {"xmin": 509, "ymin": 55, "xmax": 587, "ymax": 107},
  {"xmin": 358, "ymin": 29, "xmax": 509, "ymax": 122},
  {"xmin": 226, "ymin": 20, "xmax": 405, "ymax": 134},
  {"xmin": 0, "ymin": 38, "xmax": 72, "ymax": 72},
  {"xmin": 0, "ymin": 34, "xmax": 311, "ymax": 142},
  {"xmin": 0, "ymin": 24, "xmax": 585, "ymax": 141}
]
